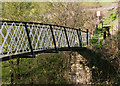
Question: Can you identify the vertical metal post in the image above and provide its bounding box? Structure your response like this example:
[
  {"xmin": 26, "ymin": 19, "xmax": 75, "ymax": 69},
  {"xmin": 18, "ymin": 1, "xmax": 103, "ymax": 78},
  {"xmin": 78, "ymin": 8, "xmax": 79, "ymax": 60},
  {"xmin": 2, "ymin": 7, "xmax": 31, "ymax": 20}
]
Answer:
[
  {"xmin": 10, "ymin": 59, "xmax": 14, "ymax": 84},
  {"xmin": 25, "ymin": 23, "xmax": 34, "ymax": 57},
  {"xmin": 77, "ymin": 29, "xmax": 82, "ymax": 47},
  {"xmin": 17, "ymin": 58, "xmax": 20, "ymax": 80},
  {"xmin": 103, "ymin": 31, "xmax": 106, "ymax": 39},
  {"xmin": 107, "ymin": 27, "xmax": 110, "ymax": 37},
  {"xmin": 50, "ymin": 25, "xmax": 58, "ymax": 52},
  {"xmin": 86, "ymin": 29, "xmax": 89, "ymax": 45},
  {"xmin": 64, "ymin": 27, "xmax": 70, "ymax": 49},
  {"xmin": 11, "ymin": 72, "xmax": 13, "ymax": 84}
]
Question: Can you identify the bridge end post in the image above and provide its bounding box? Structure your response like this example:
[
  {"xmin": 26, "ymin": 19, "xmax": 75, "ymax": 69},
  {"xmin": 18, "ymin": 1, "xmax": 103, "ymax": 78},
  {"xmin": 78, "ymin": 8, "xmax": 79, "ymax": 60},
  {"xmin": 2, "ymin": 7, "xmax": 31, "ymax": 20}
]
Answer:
[{"xmin": 86, "ymin": 29, "xmax": 89, "ymax": 46}]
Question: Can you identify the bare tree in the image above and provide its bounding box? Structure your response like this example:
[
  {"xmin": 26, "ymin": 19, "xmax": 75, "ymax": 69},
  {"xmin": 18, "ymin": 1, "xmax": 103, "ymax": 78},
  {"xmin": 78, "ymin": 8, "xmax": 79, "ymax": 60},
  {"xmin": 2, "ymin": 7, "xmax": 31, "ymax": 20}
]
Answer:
[{"xmin": 43, "ymin": 2, "xmax": 97, "ymax": 33}]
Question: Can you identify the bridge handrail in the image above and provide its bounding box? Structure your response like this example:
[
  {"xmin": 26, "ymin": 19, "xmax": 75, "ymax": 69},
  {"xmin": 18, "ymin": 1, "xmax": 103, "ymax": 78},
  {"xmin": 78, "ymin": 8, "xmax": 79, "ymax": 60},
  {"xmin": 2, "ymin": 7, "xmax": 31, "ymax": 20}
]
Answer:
[{"xmin": 1, "ymin": 20, "xmax": 87, "ymax": 33}]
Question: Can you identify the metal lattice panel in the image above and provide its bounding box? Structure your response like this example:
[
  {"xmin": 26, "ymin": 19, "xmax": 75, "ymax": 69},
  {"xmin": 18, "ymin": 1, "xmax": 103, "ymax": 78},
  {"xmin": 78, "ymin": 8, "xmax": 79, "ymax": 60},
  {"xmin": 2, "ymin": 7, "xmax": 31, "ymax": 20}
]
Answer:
[
  {"xmin": 0, "ymin": 22, "xmax": 30, "ymax": 56},
  {"xmin": 27, "ymin": 24, "xmax": 54, "ymax": 50},
  {"xmin": 52, "ymin": 26, "xmax": 67, "ymax": 48},
  {"xmin": 66, "ymin": 28, "xmax": 79, "ymax": 47}
]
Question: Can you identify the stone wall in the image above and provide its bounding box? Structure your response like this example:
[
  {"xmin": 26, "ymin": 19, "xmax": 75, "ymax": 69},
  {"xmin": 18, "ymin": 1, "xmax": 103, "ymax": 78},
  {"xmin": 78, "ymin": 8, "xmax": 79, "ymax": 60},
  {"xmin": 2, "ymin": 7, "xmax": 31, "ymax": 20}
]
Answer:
[{"xmin": 68, "ymin": 52, "xmax": 92, "ymax": 84}]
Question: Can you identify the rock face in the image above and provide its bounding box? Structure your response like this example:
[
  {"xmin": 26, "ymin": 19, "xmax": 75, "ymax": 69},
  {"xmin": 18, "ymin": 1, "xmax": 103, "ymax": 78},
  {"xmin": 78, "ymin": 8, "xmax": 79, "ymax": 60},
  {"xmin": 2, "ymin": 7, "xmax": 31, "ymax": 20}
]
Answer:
[{"xmin": 69, "ymin": 52, "xmax": 92, "ymax": 84}]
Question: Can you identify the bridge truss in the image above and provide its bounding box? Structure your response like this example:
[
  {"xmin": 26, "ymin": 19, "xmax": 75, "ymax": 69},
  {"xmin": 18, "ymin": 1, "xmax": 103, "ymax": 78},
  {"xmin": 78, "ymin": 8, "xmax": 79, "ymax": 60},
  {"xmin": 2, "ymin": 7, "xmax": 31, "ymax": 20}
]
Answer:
[{"xmin": 0, "ymin": 20, "xmax": 89, "ymax": 61}]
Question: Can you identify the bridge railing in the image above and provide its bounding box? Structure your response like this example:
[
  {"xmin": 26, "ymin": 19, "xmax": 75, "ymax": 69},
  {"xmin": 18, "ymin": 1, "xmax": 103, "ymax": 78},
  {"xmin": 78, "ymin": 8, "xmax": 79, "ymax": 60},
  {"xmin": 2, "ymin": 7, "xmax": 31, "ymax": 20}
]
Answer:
[{"xmin": 0, "ymin": 20, "xmax": 89, "ymax": 58}]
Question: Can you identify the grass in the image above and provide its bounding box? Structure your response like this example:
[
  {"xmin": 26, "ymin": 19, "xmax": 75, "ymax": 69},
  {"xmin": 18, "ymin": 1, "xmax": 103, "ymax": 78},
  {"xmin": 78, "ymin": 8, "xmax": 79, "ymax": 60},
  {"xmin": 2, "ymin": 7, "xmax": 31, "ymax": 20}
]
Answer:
[{"xmin": 2, "ymin": 51, "xmax": 71, "ymax": 84}]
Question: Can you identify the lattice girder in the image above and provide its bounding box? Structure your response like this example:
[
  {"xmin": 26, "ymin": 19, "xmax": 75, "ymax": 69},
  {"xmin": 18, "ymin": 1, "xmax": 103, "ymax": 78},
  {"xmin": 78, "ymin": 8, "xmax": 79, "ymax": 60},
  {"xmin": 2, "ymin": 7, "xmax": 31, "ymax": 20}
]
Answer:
[{"xmin": 0, "ymin": 21, "xmax": 89, "ymax": 57}]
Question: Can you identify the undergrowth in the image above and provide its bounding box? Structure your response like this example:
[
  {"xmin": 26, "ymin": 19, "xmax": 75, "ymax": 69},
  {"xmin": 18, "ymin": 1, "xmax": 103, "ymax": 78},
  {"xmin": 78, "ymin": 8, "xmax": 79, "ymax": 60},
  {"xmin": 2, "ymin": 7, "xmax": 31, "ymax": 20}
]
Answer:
[{"xmin": 2, "ymin": 51, "xmax": 71, "ymax": 84}]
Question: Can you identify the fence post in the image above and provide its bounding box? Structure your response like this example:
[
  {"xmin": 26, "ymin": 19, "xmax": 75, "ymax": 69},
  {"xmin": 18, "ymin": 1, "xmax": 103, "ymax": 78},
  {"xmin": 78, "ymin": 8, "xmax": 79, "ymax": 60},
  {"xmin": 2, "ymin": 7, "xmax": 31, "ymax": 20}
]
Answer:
[
  {"xmin": 107, "ymin": 27, "xmax": 110, "ymax": 37},
  {"xmin": 77, "ymin": 29, "xmax": 82, "ymax": 47},
  {"xmin": 64, "ymin": 27, "xmax": 70, "ymax": 49},
  {"xmin": 10, "ymin": 72, "xmax": 13, "ymax": 84},
  {"xmin": 17, "ymin": 58, "xmax": 20, "ymax": 80},
  {"xmin": 103, "ymin": 31, "xmax": 106, "ymax": 39},
  {"xmin": 25, "ymin": 23, "xmax": 34, "ymax": 57},
  {"xmin": 86, "ymin": 29, "xmax": 89, "ymax": 45},
  {"xmin": 50, "ymin": 25, "xmax": 58, "ymax": 52}
]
